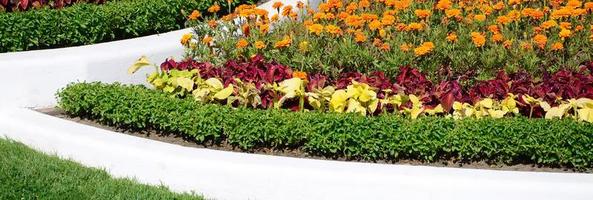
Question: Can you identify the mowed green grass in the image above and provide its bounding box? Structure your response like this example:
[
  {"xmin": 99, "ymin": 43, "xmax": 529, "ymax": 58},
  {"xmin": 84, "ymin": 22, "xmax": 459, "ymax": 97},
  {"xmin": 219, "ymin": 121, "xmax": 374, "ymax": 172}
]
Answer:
[{"xmin": 0, "ymin": 138, "xmax": 203, "ymax": 200}]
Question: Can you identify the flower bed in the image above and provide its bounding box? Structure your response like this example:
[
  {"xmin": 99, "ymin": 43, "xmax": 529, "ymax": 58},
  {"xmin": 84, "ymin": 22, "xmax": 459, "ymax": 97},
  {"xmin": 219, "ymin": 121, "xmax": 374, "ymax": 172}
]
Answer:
[
  {"xmin": 0, "ymin": 0, "xmax": 255, "ymax": 52},
  {"xmin": 56, "ymin": 82, "xmax": 593, "ymax": 170},
  {"xmin": 181, "ymin": 0, "xmax": 593, "ymax": 79},
  {"xmin": 0, "ymin": 0, "xmax": 106, "ymax": 12}
]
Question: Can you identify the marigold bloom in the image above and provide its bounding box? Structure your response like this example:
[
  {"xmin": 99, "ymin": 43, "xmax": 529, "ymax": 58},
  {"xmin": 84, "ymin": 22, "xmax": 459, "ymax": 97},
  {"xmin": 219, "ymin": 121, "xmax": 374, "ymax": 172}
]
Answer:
[
  {"xmin": 551, "ymin": 42, "xmax": 564, "ymax": 51},
  {"xmin": 188, "ymin": 10, "xmax": 201, "ymax": 20},
  {"xmin": 585, "ymin": 2, "xmax": 593, "ymax": 11},
  {"xmin": 202, "ymin": 36, "xmax": 213, "ymax": 45},
  {"xmin": 274, "ymin": 36, "xmax": 292, "ymax": 48},
  {"xmin": 503, "ymin": 40, "xmax": 513, "ymax": 49},
  {"xmin": 471, "ymin": 32, "xmax": 486, "ymax": 47},
  {"xmin": 259, "ymin": 24, "xmax": 270, "ymax": 34},
  {"xmin": 272, "ymin": 2, "xmax": 283, "ymax": 10},
  {"xmin": 436, "ymin": 0, "xmax": 452, "ymax": 10},
  {"xmin": 282, "ymin": 5, "xmax": 293, "ymax": 16},
  {"xmin": 208, "ymin": 4, "xmax": 221, "ymax": 13},
  {"xmin": 414, "ymin": 42, "xmax": 434, "ymax": 56},
  {"xmin": 496, "ymin": 16, "xmax": 511, "ymax": 25},
  {"xmin": 293, "ymin": 71, "xmax": 308, "ymax": 80},
  {"xmin": 381, "ymin": 14, "xmax": 396, "ymax": 25},
  {"xmin": 236, "ymin": 39, "xmax": 249, "ymax": 48},
  {"xmin": 180, "ymin": 33, "xmax": 192, "ymax": 46},
  {"xmin": 445, "ymin": 9, "xmax": 461, "ymax": 18},
  {"xmin": 369, "ymin": 20, "xmax": 383, "ymax": 31},
  {"xmin": 559, "ymin": 29, "xmax": 572, "ymax": 39},
  {"xmin": 400, "ymin": 43, "xmax": 412, "ymax": 52},
  {"xmin": 345, "ymin": 15, "xmax": 364, "ymax": 27},
  {"xmin": 488, "ymin": 25, "xmax": 499, "ymax": 33},
  {"xmin": 446, "ymin": 32, "xmax": 457, "ymax": 42},
  {"xmin": 308, "ymin": 24, "xmax": 324, "ymax": 35},
  {"xmin": 208, "ymin": 20, "xmax": 217, "ymax": 28},
  {"xmin": 533, "ymin": 34, "xmax": 547, "ymax": 49},
  {"xmin": 406, "ymin": 23, "xmax": 423, "ymax": 31},
  {"xmin": 297, "ymin": 1, "xmax": 305, "ymax": 9},
  {"xmin": 493, "ymin": 2, "xmax": 504, "ymax": 10},
  {"xmin": 254, "ymin": 41, "xmax": 266, "ymax": 49},
  {"xmin": 491, "ymin": 33, "xmax": 504, "ymax": 43},
  {"xmin": 326, "ymin": 25, "xmax": 342, "ymax": 35},
  {"xmin": 354, "ymin": 31, "xmax": 367, "ymax": 43},
  {"xmin": 271, "ymin": 14, "xmax": 279, "ymax": 22},
  {"xmin": 414, "ymin": 9, "xmax": 431, "ymax": 19},
  {"xmin": 540, "ymin": 20, "xmax": 557, "ymax": 30},
  {"xmin": 473, "ymin": 14, "xmax": 486, "ymax": 22}
]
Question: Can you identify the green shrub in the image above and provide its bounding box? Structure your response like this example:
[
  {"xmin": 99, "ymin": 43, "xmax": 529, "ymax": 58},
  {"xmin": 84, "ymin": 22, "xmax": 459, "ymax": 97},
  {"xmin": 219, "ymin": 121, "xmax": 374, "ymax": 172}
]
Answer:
[
  {"xmin": 0, "ymin": 0, "xmax": 255, "ymax": 52},
  {"xmin": 56, "ymin": 82, "xmax": 593, "ymax": 169}
]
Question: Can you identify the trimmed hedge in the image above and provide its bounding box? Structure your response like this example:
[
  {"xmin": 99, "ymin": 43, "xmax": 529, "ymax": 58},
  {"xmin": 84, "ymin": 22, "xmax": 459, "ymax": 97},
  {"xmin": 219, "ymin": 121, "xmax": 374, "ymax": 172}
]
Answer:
[
  {"xmin": 0, "ymin": 0, "xmax": 254, "ymax": 52},
  {"xmin": 57, "ymin": 82, "xmax": 593, "ymax": 169}
]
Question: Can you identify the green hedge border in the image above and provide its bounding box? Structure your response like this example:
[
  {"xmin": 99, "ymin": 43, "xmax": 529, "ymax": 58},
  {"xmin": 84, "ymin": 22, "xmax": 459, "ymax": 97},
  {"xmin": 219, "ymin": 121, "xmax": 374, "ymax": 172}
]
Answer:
[
  {"xmin": 0, "ymin": 0, "xmax": 253, "ymax": 52},
  {"xmin": 56, "ymin": 82, "xmax": 593, "ymax": 169}
]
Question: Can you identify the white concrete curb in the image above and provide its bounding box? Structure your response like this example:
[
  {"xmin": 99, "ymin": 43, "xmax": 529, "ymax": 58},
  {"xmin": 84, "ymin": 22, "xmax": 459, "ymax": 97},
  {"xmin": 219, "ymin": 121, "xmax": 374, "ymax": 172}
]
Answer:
[
  {"xmin": 0, "ymin": 0, "xmax": 592, "ymax": 200},
  {"xmin": 1, "ymin": 107, "xmax": 592, "ymax": 200}
]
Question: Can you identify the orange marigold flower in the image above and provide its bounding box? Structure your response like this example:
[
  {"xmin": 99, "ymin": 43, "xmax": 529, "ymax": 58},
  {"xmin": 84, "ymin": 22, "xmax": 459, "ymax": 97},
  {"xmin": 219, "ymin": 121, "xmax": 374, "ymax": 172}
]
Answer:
[
  {"xmin": 208, "ymin": 20, "xmax": 217, "ymax": 28},
  {"xmin": 345, "ymin": 15, "xmax": 365, "ymax": 27},
  {"xmin": 559, "ymin": 29, "xmax": 572, "ymax": 39},
  {"xmin": 202, "ymin": 36, "xmax": 213, "ymax": 45},
  {"xmin": 414, "ymin": 42, "xmax": 435, "ymax": 56},
  {"xmin": 326, "ymin": 25, "xmax": 342, "ymax": 35},
  {"xmin": 560, "ymin": 22, "xmax": 572, "ymax": 30},
  {"xmin": 488, "ymin": 25, "xmax": 499, "ymax": 33},
  {"xmin": 236, "ymin": 39, "xmax": 249, "ymax": 48},
  {"xmin": 259, "ymin": 24, "xmax": 270, "ymax": 34},
  {"xmin": 493, "ymin": 2, "xmax": 504, "ymax": 10},
  {"xmin": 272, "ymin": 2, "xmax": 283, "ymax": 10},
  {"xmin": 491, "ymin": 33, "xmax": 504, "ymax": 43},
  {"xmin": 359, "ymin": 0, "xmax": 371, "ymax": 8},
  {"xmin": 188, "ymin": 10, "xmax": 201, "ymax": 20},
  {"xmin": 293, "ymin": 71, "xmax": 308, "ymax": 80},
  {"xmin": 282, "ymin": 5, "xmax": 293, "ymax": 17},
  {"xmin": 576, "ymin": 25, "xmax": 584, "ymax": 32},
  {"xmin": 520, "ymin": 41, "xmax": 532, "ymax": 50},
  {"xmin": 274, "ymin": 36, "xmax": 292, "ymax": 48},
  {"xmin": 585, "ymin": 2, "xmax": 593, "ymax": 11},
  {"xmin": 381, "ymin": 14, "xmax": 396, "ymax": 25},
  {"xmin": 308, "ymin": 24, "xmax": 324, "ymax": 35},
  {"xmin": 567, "ymin": 0, "xmax": 582, "ymax": 8},
  {"xmin": 533, "ymin": 34, "xmax": 547, "ymax": 49},
  {"xmin": 369, "ymin": 20, "xmax": 383, "ymax": 31},
  {"xmin": 496, "ymin": 16, "xmax": 511, "ymax": 25},
  {"xmin": 473, "ymin": 14, "xmax": 486, "ymax": 22},
  {"xmin": 354, "ymin": 31, "xmax": 367, "ymax": 43},
  {"xmin": 540, "ymin": 20, "xmax": 557, "ymax": 30},
  {"xmin": 254, "ymin": 41, "xmax": 266, "ymax": 49},
  {"xmin": 414, "ymin": 9, "xmax": 431, "ymax": 19},
  {"xmin": 446, "ymin": 32, "xmax": 457, "ymax": 42},
  {"xmin": 436, "ymin": 0, "xmax": 452, "ymax": 10},
  {"xmin": 380, "ymin": 43, "xmax": 391, "ymax": 51},
  {"xmin": 379, "ymin": 29, "xmax": 387, "ymax": 38},
  {"xmin": 361, "ymin": 13, "xmax": 379, "ymax": 22},
  {"xmin": 551, "ymin": 42, "xmax": 564, "ymax": 51},
  {"xmin": 471, "ymin": 32, "xmax": 486, "ymax": 47},
  {"xmin": 400, "ymin": 43, "xmax": 412, "ymax": 52},
  {"xmin": 271, "ymin": 14, "xmax": 280, "ymax": 22},
  {"xmin": 297, "ymin": 1, "xmax": 304, "ymax": 9},
  {"xmin": 208, "ymin": 4, "xmax": 221, "ymax": 13},
  {"xmin": 445, "ymin": 9, "xmax": 461, "ymax": 18},
  {"xmin": 406, "ymin": 22, "xmax": 423, "ymax": 31},
  {"xmin": 180, "ymin": 33, "xmax": 192, "ymax": 46}
]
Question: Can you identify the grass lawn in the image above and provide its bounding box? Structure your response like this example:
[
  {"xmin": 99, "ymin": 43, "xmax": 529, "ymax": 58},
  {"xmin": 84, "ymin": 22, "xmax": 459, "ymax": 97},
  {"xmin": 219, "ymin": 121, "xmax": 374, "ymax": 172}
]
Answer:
[{"xmin": 0, "ymin": 138, "xmax": 203, "ymax": 200}]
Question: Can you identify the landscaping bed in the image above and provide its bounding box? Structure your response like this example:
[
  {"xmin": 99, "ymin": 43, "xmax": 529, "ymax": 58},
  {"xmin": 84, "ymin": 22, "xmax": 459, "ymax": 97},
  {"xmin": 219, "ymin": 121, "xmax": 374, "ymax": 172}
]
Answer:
[
  {"xmin": 53, "ymin": 82, "xmax": 593, "ymax": 172},
  {"xmin": 0, "ymin": 0, "xmax": 256, "ymax": 52}
]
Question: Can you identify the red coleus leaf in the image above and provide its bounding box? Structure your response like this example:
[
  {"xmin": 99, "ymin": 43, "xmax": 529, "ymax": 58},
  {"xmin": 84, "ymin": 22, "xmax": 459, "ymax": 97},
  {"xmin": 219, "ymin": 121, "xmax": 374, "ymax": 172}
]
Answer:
[
  {"xmin": 433, "ymin": 80, "xmax": 463, "ymax": 112},
  {"xmin": 18, "ymin": 0, "xmax": 29, "ymax": 10}
]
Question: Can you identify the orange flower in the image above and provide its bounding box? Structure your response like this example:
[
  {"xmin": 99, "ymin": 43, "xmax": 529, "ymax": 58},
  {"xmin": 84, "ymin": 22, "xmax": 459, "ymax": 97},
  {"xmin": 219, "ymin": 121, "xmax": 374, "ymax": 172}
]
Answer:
[
  {"xmin": 208, "ymin": 20, "xmax": 217, "ymax": 28},
  {"xmin": 585, "ymin": 2, "xmax": 593, "ymax": 11},
  {"xmin": 202, "ymin": 36, "xmax": 213, "ymax": 45},
  {"xmin": 540, "ymin": 20, "xmax": 557, "ymax": 30},
  {"xmin": 271, "ymin": 14, "xmax": 279, "ymax": 22},
  {"xmin": 254, "ymin": 41, "xmax": 266, "ymax": 49},
  {"xmin": 236, "ymin": 39, "xmax": 249, "ymax": 48},
  {"xmin": 208, "ymin": 4, "xmax": 221, "ymax": 13},
  {"xmin": 473, "ymin": 14, "xmax": 486, "ymax": 22},
  {"xmin": 180, "ymin": 33, "xmax": 192, "ymax": 46},
  {"xmin": 272, "ymin": 2, "xmax": 283, "ymax": 10},
  {"xmin": 369, "ymin": 20, "xmax": 382, "ymax": 31},
  {"xmin": 308, "ymin": 24, "xmax": 324, "ymax": 35},
  {"xmin": 406, "ymin": 22, "xmax": 423, "ymax": 31},
  {"xmin": 446, "ymin": 32, "xmax": 457, "ymax": 42},
  {"xmin": 559, "ymin": 29, "xmax": 572, "ymax": 39},
  {"xmin": 297, "ymin": 1, "xmax": 305, "ymax": 9},
  {"xmin": 471, "ymin": 32, "xmax": 486, "ymax": 47},
  {"xmin": 325, "ymin": 25, "xmax": 342, "ymax": 35},
  {"xmin": 274, "ymin": 36, "xmax": 292, "ymax": 48},
  {"xmin": 292, "ymin": 71, "xmax": 308, "ymax": 80},
  {"xmin": 345, "ymin": 15, "xmax": 364, "ymax": 27},
  {"xmin": 533, "ymin": 34, "xmax": 547, "ymax": 49},
  {"xmin": 414, "ymin": 42, "xmax": 435, "ymax": 56},
  {"xmin": 488, "ymin": 25, "xmax": 499, "ymax": 33},
  {"xmin": 259, "ymin": 24, "xmax": 270, "ymax": 34},
  {"xmin": 496, "ymin": 16, "xmax": 511, "ymax": 25},
  {"xmin": 188, "ymin": 10, "xmax": 201, "ymax": 20},
  {"xmin": 381, "ymin": 14, "xmax": 396, "ymax": 25},
  {"xmin": 491, "ymin": 33, "xmax": 504, "ymax": 43},
  {"xmin": 282, "ymin": 5, "xmax": 293, "ymax": 17},
  {"xmin": 354, "ymin": 31, "xmax": 367, "ymax": 43},
  {"xmin": 400, "ymin": 43, "xmax": 412, "ymax": 52},
  {"xmin": 380, "ymin": 43, "xmax": 391, "ymax": 51},
  {"xmin": 551, "ymin": 42, "xmax": 564, "ymax": 51},
  {"xmin": 436, "ymin": 0, "xmax": 452, "ymax": 10},
  {"xmin": 445, "ymin": 9, "xmax": 461, "ymax": 18},
  {"xmin": 414, "ymin": 9, "xmax": 431, "ymax": 19},
  {"xmin": 560, "ymin": 22, "xmax": 572, "ymax": 30},
  {"xmin": 493, "ymin": 2, "xmax": 504, "ymax": 10},
  {"xmin": 503, "ymin": 40, "xmax": 513, "ymax": 49}
]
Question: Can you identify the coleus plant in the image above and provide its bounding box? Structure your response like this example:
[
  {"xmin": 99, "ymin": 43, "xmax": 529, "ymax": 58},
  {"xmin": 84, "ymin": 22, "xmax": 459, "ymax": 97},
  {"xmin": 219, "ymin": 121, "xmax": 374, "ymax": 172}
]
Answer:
[
  {"xmin": 0, "ymin": 0, "xmax": 106, "ymax": 12},
  {"xmin": 129, "ymin": 55, "xmax": 593, "ymax": 123}
]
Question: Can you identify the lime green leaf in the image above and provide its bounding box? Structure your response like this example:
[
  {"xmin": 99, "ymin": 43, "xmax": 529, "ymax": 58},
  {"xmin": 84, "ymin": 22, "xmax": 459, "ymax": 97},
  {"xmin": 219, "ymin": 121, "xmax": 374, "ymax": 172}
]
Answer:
[
  {"xmin": 128, "ymin": 56, "xmax": 152, "ymax": 74},
  {"xmin": 213, "ymin": 85, "xmax": 234, "ymax": 100}
]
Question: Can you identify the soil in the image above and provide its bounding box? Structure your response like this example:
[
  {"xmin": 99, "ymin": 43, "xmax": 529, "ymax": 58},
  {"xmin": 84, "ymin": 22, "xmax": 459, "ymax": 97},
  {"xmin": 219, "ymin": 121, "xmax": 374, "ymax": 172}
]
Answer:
[{"xmin": 38, "ymin": 107, "xmax": 590, "ymax": 173}]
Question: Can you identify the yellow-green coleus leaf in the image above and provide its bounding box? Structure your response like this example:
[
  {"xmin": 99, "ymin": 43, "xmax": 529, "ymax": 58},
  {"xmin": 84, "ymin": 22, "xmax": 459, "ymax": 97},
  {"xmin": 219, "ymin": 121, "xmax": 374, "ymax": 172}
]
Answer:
[
  {"xmin": 176, "ymin": 77, "xmax": 194, "ymax": 91},
  {"xmin": 501, "ymin": 94, "xmax": 519, "ymax": 114},
  {"xmin": 425, "ymin": 104, "xmax": 444, "ymax": 115},
  {"xmin": 330, "ymin": 89, "xmax": 348, "ymax": 113},
  {"xmin": 213, "ymin": 85, "xmax": 234, "ymax": 100},
  {"xmin": 577, "ymin": 108, "xmax": 593, "ymax": 123},
  {"xmin": 128, "ymin": 56, "xmax": 152, "ymax": 74},
  {"xmin": 277, "ymin": 78, "xmax": 304, "ymax": 98},
  {"xmin": 346, "ymin": 99, "xmax": 366, "ymax": 115},
  {"xmin": 205, "ymin": 78, "xmax": 224, "ymax": 90}
]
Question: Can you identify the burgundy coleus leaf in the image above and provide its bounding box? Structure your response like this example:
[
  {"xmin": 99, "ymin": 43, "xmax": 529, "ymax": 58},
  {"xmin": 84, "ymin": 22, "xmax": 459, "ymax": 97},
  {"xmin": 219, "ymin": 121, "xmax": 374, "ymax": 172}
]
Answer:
[
  {"xmin": 306, "ymin": 73, "xmax": 327, "ymax": 91},
  {"xmin": 333, "ymin": 72, "xmax": 363, "ymax": 89},
  {"xmin": 160, "ymin": 58, "xmax": 177, "ymax": 72},
  {"xmin": 433, "ymin": 80, "xmax": 463, "ymax": 112},
  {"xmin": 0, "ymin": 0, "xmax": 8, "ymax": 6},
  {"xmin": 54, "ymin": 0, "xmax": 64, "ymax": 8},
  {"xmin": 395, "ymin": 66, "xmax": 432, "ymax": 95},
  {"xmin": 18, "ymin": 0, "xmax": 28, "ymax": 10}
]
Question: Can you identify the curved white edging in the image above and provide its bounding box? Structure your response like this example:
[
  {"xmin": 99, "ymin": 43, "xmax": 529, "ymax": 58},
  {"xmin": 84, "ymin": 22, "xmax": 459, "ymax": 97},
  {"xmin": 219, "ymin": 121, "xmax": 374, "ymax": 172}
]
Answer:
[
  {"xmin": 1, "ymin": 107, "xmax": 592, "ymax": 200},
  {"xmin": 0, "ymin": 0, "xmax": 592, "ymax": 199}
]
